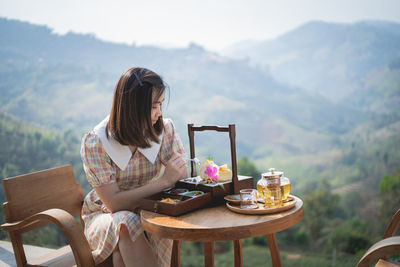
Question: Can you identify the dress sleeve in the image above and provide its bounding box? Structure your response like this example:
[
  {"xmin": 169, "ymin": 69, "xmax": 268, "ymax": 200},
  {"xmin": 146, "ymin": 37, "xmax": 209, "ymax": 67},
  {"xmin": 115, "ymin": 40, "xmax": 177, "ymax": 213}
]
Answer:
[
  {"xmin": 159, "ymin": 119, "xmax": 185, "ymax": 164},
  {"xmin": 80, "ymin": 132, "xmax": 116, "ymax": 186}
]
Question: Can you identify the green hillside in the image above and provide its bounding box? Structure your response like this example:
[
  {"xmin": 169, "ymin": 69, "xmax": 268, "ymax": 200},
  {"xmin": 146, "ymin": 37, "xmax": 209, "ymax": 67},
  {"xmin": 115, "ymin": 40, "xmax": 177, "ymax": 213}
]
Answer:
[{"xmin": 0, "ymin": 112, "xmax": 88, "ymax": 188}]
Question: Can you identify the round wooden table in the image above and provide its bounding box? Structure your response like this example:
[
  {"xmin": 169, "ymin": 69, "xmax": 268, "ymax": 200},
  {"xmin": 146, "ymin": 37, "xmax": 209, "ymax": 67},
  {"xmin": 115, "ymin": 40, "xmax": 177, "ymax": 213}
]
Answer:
[{"xmin": 141, "ymin": 196, "xmax": 303, "ymax": 267}]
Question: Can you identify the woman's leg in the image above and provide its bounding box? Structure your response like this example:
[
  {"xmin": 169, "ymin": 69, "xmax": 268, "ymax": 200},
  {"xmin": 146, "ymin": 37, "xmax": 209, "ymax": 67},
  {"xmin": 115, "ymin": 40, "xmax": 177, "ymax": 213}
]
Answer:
[
  {"xmin": 112, "ymin": 246, "xmax": 125, "ymax": 267},
  {"xmin": 118, "ymin": 224, "xmax": 157, "ymax": 267}
]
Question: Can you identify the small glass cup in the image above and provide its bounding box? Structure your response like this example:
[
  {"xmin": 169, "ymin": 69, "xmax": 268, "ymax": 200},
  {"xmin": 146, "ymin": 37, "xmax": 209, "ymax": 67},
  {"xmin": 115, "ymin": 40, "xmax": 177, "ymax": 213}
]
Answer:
[
  {"xmin": 264, "ymin": 186, "xmax": 282, "ymax": 207},
  {"xmin": 240, "ymin": 189, "xmax": 258, "ymax": 209},
  {"xmin": 280, "ymin": 177, "xmax": 291, "ymax": 202}
]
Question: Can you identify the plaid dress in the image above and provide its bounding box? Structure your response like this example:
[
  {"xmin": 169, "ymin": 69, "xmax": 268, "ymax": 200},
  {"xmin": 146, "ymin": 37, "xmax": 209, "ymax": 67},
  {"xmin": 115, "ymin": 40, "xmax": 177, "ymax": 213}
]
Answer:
[{"xmin": 81, "ymin": 118, "xmax": 185, "ymax": 266}]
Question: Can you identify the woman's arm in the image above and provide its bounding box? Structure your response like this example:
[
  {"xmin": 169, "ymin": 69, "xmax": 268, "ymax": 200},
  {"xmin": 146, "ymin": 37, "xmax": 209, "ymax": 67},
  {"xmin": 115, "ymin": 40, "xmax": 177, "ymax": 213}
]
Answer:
[{"xmin": 95, "ymin": 152, "xmax": 187, "ymax": 213}]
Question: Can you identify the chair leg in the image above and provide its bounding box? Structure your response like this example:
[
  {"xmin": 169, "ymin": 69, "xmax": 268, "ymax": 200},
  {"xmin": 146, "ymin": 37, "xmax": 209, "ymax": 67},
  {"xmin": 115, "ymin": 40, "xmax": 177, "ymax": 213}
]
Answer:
[
  {"xmin": 233, "ymin": 240, "xmax": 243, "ymax": 267},
  {"xmin": 171, "ymin": 240, "xmax": 181, "ymax": 267},
  {"xmin": 266, "ymin": 234, "xmax": 282, "ymax": 267},
  {"xmin": 204, "ymin": 242, "xmax": 214, "ymax": 267},
  {"xmin": 9, "ymin": 231, "xmax": 27, "ymax": 267}
]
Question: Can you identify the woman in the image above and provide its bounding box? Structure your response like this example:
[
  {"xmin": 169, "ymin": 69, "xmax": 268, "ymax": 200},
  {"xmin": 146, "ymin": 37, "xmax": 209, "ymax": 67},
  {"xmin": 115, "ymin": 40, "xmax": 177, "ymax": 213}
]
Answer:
[{"xmin": 81, "ymin": 67, "xmax": 188, "ymax": 267}]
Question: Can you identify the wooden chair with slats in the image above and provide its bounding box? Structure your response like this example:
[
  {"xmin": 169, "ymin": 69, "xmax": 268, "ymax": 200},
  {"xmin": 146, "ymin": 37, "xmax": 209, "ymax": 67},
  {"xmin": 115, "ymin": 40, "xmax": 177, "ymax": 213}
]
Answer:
[
  {"xmin": 357, "ymin": 209, "xmax": 400, "ymax": 267},
  {"xmin": 1, "ymin": 165, "xmax": 112, "ymax": 267}
]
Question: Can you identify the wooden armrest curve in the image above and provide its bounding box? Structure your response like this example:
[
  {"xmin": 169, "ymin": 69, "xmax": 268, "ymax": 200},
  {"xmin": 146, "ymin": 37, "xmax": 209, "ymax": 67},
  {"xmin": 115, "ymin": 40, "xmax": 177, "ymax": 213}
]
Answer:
[
  {"xmin": 2, "ymin": 208, "xmax": 74, "ymax": 231},
  {"xmin": 357, "ymin": 236, "xmax": 400, "ymax": 267},
  {"xmin": 1, "ymin": 208, "xmax": 94, "ymax": 267}
]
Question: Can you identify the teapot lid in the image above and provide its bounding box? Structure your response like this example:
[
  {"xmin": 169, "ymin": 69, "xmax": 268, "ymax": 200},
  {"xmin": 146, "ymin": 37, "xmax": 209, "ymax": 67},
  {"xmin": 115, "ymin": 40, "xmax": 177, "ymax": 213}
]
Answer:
[{"xmin": 261, "ymin": 168, "xmax": 283, "ymax": 179}]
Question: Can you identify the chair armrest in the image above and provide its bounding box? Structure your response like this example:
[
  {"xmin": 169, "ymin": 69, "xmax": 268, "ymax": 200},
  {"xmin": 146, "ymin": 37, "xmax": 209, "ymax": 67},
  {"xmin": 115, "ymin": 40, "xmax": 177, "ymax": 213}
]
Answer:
[
  {"xmin": 357, "ymin": 236, "xmax": 400, "ymax": 267},
  {"xmin": 1, "ymin": 208, "xmax": 94, "ymax": 267},
  {"xmin": 384, "ymin": 209, "xmax": 400, "ymax": 239}
]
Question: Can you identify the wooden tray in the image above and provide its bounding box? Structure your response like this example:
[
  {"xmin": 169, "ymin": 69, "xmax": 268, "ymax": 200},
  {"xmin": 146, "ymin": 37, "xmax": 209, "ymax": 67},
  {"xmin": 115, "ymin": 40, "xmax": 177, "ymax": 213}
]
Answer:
[
  {"xmin": 139, "ymin": 191, "xmax": 212, "ymax": 216},
  {"xmin": 226, "ymin": 195, "xmax": 297, "ymax": 215}
]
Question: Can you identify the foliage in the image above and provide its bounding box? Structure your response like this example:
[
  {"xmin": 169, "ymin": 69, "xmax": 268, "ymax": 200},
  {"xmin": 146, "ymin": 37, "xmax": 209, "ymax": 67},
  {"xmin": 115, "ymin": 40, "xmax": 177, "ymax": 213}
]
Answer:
[
  {"xmin": 379, "ymin": 171, "xmax": 400, "ymax": 193},
  {"xmin": 379, "ymin": 171, "xmax": 400, "ymax": 226},
  {"xmin": 21, "ymin": 225, "xmax": 67, "ymax": 249},
  {"xmin": 324, "ymin": 217, "xmax": 371, "ymax": 254},
  {"xmin": 180, "ymin": 242, "xmax": 358, "ymax": 267},
  {"xmin": 301, "ymin": 180, "xmax": 340, "ymax": 249},
  {"xmin": 237, "ymin": 156, "xmax": 261, "ymax": 187}
]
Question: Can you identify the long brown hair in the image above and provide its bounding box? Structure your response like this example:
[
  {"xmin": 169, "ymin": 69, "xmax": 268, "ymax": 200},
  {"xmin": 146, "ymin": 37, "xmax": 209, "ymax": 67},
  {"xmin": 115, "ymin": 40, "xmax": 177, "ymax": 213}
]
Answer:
[{"xmin": 106, "ymin": 67, "xmax": 166, "ymax": 148}]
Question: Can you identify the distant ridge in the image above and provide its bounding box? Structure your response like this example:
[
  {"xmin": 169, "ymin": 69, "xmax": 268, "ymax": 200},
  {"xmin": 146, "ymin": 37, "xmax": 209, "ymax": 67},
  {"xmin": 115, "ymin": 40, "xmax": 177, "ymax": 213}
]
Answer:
[
  {"xmin": 221, "ymin": 20, "xmax": 400, "ymax": 101},
  {"xmin": 1, "ymin": 16, "xmax": 362, "ymax": 135}
]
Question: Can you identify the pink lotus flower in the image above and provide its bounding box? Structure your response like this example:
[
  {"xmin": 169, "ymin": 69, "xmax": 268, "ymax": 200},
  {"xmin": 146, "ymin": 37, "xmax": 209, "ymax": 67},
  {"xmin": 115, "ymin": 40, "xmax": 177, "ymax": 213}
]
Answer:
[{"xmin": 204, "ymin": 166, "xmax": 218, "ymax": 183}]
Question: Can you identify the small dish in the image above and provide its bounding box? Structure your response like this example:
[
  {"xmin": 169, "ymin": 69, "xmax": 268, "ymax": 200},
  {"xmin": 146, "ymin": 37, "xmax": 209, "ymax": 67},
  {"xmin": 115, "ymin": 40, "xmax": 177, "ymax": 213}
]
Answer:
[
  {"xmin": 224, "ymin": 194, "xmax": 241, "ymax": 204},
  {"xmin": 183, "ymin": 191, "xmax": 204, "ymax": 197},
  {"xmin": 166, "ymin": 188, "xmax": 189, "ymax": 195},
  {"xmin": 159, "ymin": 197, "xmax": 181, "ymax": 204}
]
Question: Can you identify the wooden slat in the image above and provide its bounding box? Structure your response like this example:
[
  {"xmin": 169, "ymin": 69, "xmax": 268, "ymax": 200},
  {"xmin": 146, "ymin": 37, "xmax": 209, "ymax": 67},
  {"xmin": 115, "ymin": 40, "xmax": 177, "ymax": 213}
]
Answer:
[
  {"xmin": 376, "ymin": 259, "xmax": 400, "ymax": 267},
  {"xmin": 383, "ymin": 209, "xmax": 400, "ymax": 239},
  {"xmin": 171, "ymin": 240, "xmax": 181, "ymax": 267},
  {"xmin": 9, "ymin": 231, "xmax": 27, "ymax": 267},
  {"xmin": 267, "ymin": 234, "xmax": 282, "ymax": 267},
  {"xmin": 3, "ymin": 165, "xmax": 84, "ymax": 222},
  {"xmin": 233, "ymin": 240, "xmax": 243, "ymax": 267},
  {"xmin": 204, "ymin": 242, "xmax": 214, "ymax": 267}
]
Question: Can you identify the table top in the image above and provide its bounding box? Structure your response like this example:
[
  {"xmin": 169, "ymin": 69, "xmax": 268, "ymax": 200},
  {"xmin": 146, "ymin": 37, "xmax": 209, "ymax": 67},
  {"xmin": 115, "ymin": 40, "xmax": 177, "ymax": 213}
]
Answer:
[{"xmin": 140, "ymin": 196, "xmax": 303, "ymax": 242}]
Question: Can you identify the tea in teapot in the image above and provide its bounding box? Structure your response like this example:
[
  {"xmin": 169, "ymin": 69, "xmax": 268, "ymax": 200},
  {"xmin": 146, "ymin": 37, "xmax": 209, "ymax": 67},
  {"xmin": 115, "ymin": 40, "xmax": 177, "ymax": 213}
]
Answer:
[{"xmin": 257, "ymin": 168, "xmax": 291, "ymax": 206}]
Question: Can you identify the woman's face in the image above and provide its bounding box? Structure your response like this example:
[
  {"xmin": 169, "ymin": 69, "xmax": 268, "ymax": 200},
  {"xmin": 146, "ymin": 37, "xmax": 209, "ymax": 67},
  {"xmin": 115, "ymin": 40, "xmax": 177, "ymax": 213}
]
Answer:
[{"xmin": 151, "ymin": 92, "xmax": 164, "ymax": 125}]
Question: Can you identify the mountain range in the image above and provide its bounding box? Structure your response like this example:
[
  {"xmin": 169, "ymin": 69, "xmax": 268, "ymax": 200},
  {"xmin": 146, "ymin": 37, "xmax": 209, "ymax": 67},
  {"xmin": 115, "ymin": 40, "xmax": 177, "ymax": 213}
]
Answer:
[
  {"xmin": 222, "ymin": 20, "xmax": 400, "ymax": 105},
  {"xmin": 0, "ymin": 17, "xmax": 399, "ymax": 191}
]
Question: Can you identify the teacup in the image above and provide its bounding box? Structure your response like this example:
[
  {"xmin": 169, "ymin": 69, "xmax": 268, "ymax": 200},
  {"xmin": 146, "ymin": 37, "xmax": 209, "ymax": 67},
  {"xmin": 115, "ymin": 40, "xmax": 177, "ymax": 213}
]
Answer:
[{"xmin": 239, "ymin": 189, "xmax": 258, "ymax": 209}]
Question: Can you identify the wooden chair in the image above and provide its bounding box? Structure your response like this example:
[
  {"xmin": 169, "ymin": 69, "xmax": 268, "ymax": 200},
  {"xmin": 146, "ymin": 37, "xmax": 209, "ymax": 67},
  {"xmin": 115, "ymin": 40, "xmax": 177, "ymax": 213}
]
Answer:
[
  {"xmin": 1, "ymin": 165, "xmax": 112, "ymax": 267},
  {"xmin": 357, "ymin": 209, "xmax": 400, "ymax": 267}
]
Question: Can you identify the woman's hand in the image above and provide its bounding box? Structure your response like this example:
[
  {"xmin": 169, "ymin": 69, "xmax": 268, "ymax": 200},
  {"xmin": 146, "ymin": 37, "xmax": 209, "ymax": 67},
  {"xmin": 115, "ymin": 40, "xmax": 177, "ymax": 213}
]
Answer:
[
  {"xmin": 94, "ymin": 152, "xmax": 189, "ymax": 213},
  {"xmin": 161, "ymin": 152, "xmax": 188, "ymax": 188}
]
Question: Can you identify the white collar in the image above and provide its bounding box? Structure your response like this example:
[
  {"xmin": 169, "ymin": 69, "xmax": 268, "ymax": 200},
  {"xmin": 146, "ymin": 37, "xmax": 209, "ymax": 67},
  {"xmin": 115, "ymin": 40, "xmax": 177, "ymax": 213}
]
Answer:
[{"xmin": 93, "ymin": 116, "xmax": 163, "ymax": 170}]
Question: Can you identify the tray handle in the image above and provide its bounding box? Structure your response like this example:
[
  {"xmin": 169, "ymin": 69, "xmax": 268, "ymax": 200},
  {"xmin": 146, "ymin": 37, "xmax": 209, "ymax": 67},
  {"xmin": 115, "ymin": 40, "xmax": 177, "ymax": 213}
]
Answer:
[{"xmin": 187, "ymin": 124, "xmax": 239, "ymax": 194}]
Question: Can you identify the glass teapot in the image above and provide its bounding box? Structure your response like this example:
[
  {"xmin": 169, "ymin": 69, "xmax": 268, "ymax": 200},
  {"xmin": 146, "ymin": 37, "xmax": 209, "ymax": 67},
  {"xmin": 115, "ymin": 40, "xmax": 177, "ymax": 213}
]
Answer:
[
  {"xmin": 257, "ymin": 168, "xmax": 283, "ymax": 200},
  {"xmin": 257, "ymin": 167, "xmax": 291, "ymax": 205}
]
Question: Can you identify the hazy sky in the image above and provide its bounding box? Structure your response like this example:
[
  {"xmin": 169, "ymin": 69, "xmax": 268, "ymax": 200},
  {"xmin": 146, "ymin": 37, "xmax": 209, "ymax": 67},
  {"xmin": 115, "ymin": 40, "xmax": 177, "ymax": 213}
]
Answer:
[{"xmin": 1, "ymin": 0, "xmax": 399, "ymax": 51}]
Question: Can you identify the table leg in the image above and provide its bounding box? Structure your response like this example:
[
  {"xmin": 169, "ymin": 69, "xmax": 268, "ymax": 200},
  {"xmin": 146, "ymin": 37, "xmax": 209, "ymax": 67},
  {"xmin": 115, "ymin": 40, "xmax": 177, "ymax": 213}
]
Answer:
[
  {"xmin": 204, "ymin": 242, "xmax": 214, "ymax": 267},
  {"xmin": 233, "ymin": 240, "xmax": 243, "ymax": 267},
  {"xmin": 266, "ymin": 234, "xmax": 282, "ymax": 267},
  {"xmin": 171, "ymin": 240, "xmax": 181, "ymax": 267}
]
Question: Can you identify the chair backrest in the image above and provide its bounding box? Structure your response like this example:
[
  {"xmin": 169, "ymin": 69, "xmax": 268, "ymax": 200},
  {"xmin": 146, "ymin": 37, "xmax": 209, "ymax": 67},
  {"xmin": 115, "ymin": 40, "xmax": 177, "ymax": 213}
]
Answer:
[{"xmin": 2, "ymin": 165, "xmax": 84, "ymax": 223}]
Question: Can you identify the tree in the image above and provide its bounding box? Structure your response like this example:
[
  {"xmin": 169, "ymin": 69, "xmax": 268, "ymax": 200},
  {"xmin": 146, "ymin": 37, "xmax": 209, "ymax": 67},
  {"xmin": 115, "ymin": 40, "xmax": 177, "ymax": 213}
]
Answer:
[
  {"xmin": 237, "ymin": 157, "xmax": 261, "ymax": 188},
  {"xmin": 302, "ymin": 180, "xmax": 340, "ymax": 249},
  {"xmin": 379, "ymin": 171, "xmax": 400, "ymax": 227}
]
